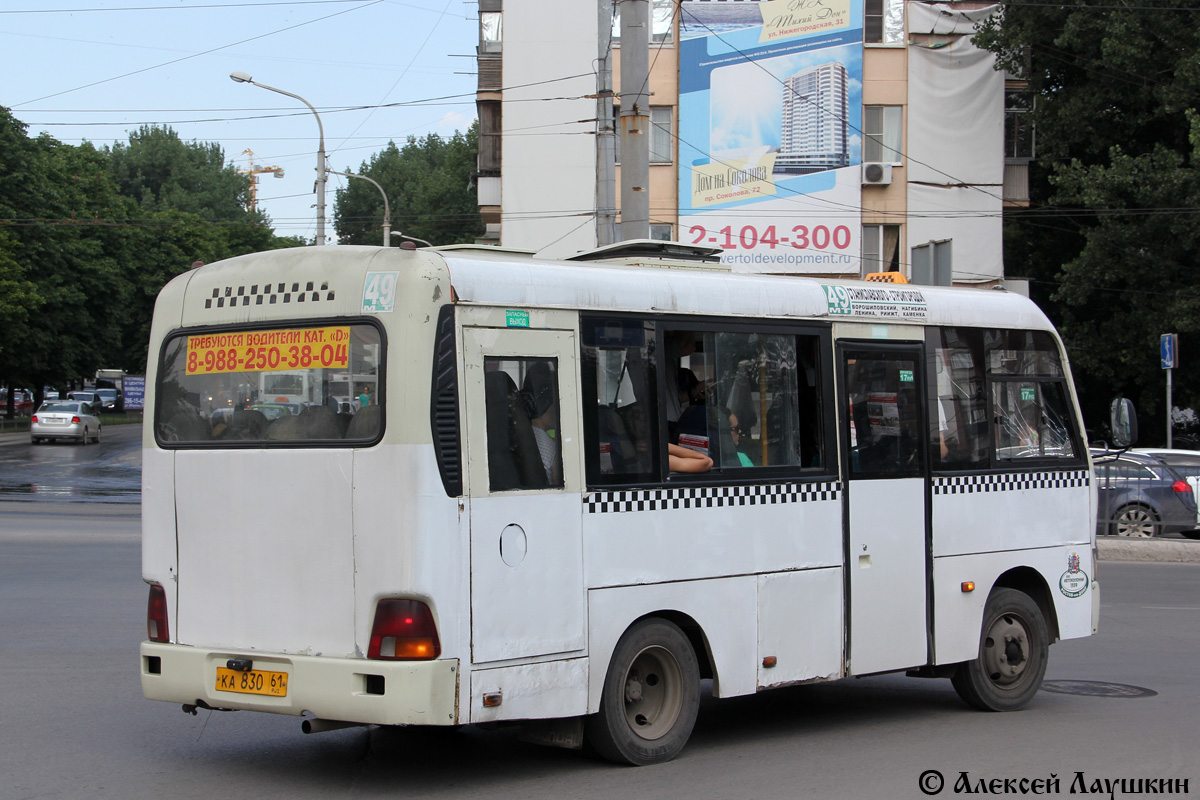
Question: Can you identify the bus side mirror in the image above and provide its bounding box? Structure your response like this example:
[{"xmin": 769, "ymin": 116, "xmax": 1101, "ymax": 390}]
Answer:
[{"xmin": 1110, "ymin": 397, "xmax": 1139, "ymax": 448}]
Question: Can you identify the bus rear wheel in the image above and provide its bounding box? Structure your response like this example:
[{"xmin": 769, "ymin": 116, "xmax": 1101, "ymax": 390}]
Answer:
[
  {"xmin": 952, "ymin": 588, "xmax": 1048, "ymax": 712},
  {"xmin": 586, "ymin": 618, "xmax": 700, "ymax": 765}
]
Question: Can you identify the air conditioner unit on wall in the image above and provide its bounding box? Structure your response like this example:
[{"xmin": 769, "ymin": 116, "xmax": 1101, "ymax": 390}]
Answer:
[{"xmin": 862, "ymin": 162, "xmax": 893, "ymax": 186}]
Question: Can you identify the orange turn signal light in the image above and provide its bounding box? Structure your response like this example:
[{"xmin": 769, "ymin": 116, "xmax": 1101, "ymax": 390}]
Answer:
[
  {"xmin": 482, "ymin": 692, "xmax": 503, "ymax": 707},
  {"xmin": 961, "ymin": 581, "xmax": 975, "ymax": 593},
  {"xmin": 762, "ymin": 656, "xmax": 778, "ymax": 669}
]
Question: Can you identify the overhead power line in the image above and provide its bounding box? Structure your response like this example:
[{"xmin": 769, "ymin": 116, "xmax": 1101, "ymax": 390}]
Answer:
[
  {"xmin": 0, "ymin": 0, "xmax": 366, "ymax": 13},
  {"xmin": 12, "ymin": 0, "xmax": 386, "ymax": 107}
]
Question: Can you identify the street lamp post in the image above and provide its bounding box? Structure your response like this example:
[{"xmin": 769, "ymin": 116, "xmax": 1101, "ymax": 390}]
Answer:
[
  {"xmin": 327, "ymin": 169, "xmax": 390, "ymax": 246},
  {"xmin": 230, "ymin": 71, "xmax": 327, "ymax": 246},
  {"xmin": 390, "ymin": 231, "xmax": 432, "ymax": 248}
]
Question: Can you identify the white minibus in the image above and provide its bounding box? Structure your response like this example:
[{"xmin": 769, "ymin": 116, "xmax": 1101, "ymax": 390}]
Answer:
[{"xmin": 140, "ymin": 242, "xmax": 1097, "ymax": 764}]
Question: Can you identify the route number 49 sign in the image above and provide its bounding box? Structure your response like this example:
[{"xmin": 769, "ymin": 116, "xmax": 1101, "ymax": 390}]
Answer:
[{"xmin": 362, "ymin": 271, "xmax": 399, "ymax": 313}]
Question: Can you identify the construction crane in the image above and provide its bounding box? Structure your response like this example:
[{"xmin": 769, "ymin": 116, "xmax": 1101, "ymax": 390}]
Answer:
[{"xmin": 237, "ymin": 149, "xmax": 285, "ymax": 211}]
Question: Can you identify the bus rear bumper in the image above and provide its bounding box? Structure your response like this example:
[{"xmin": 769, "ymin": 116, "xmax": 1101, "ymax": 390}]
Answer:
[{"xmin": 140, "ymin": 642, "xmax": 460, "ymax": 726}]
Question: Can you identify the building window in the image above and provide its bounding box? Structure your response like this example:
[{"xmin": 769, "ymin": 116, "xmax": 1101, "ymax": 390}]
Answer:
[
  {"xmin": 479, "ymin": 11, "xmax": 502, "ymax": 54},
  {"xmin": 861, "ymin": 224, "xmax": 901, "ymax": 277},
  {"xmin": 863, "ymin": 106, "xmax": 902, "ymax": 164},
  {"xmin": 650, "ymin": 107, "xmax": 672, "ymax": 164},
  {"xmin": 865, "ymin": 0, "xmax": 904, "ymax": 44},
  {"xmin": 650, "ymin": 224, "xmax": 673, "ymax": 241},
  {"xmin": 1005, "ymin": 90, "xmax": 1034, "ymax": 160},
  {"xmin": 612, "ymin": 105, "xmax": 673, "ymax": 165},
  {"xmin": 612, "ymin": 0, "xmax": 674, "ymax": 44}
]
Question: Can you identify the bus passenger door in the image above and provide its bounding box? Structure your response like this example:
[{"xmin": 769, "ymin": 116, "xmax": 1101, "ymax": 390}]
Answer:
[
  {"xmin": 463, "ymin": 327, "xmax": 585, "ymax": 665},
  {"xmin": 839, "ymin": 343, "xmax": 930, "ymax": 675}
]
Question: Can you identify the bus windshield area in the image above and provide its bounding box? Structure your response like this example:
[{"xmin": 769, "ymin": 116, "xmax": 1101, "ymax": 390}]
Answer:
[{"xmin": 154, "ymin": 322, "xmax": 382, "ymax": 445}]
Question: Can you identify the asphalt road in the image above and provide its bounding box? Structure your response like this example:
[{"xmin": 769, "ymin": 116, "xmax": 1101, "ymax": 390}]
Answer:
[
  {"xmin": 0, "ymin": 504, "xmax": 1197, "ymax": 800},
  {"xmin": 0, "ymin": 421, "xmax": 141, "ymax": 503}
]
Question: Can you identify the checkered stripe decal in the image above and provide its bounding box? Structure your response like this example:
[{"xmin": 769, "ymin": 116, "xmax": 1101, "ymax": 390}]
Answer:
[
  {"xmin": 585, "ymin": 481, "xmax": 840, "ymax": 514},
  {"xmin": 933, "ymin": 470, "xmax": 1090, "ymax": 496},
  {"xmin": 203, "ymin": 280, "xmax": 334, "ymax": 310}
]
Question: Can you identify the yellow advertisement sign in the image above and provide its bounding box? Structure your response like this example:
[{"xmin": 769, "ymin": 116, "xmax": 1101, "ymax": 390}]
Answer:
[
  {"xmin": 691, "ymin": 153, "xmax": 778, "ymax": 209},
  {"xmin": 758, "ymin": 0, "xmax": 851, "ymax": 43},
  {"xmin": 185, "ymin": 326, "xmax": 351, "ymax": 375}
]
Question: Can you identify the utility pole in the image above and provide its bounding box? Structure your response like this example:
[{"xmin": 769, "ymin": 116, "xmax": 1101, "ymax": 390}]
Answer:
[
  {"xmin": 596, "ymin": 0, "xmax": 618, "ymax": 246},
  {"xmin": 618, "ymin": 0, "xmax": 650, "ymax": 241}
]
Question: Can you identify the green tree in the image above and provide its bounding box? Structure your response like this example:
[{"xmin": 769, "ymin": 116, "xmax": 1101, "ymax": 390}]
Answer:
[
  {"xmin": 0, "ymin": 111, "xmax": 46, "ymax": 367},
  {"xmin": 974, "ymin": 2, "xmax": 1200, "ymax": 442},
  {"xmin": 107, "ymin": 125, "xmax": 259, "ymax": 221},
  {"xmin": 102, "ymin": 126, "xmax": 282, "ymax": 372},
  {"xmin": 0, "ymin": 117, "xmax": 132, "ymax": 411},
  {"xmin": 333, "ymin": 125, "xmax": 483, "ymax": 246},
  {"xmin": 0, "ymin": 112, "xmax": 299, "ymax": 412}
]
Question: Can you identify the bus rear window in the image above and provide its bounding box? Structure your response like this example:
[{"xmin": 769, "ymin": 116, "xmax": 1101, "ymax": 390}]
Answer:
[{"xmin": 155, "ymin": 322, "xmax": 383, "ymax": 446}]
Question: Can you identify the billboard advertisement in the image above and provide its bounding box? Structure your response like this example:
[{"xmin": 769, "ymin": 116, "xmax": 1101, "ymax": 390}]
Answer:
[{"xmin": 679, "ymin": 0, "xmax": 863, "ymax": 273}]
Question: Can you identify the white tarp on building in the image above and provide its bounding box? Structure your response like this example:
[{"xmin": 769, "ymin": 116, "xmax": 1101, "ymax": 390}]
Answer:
[
  {"xmin": 503, "ymin": 0, "xmax": 599, "ymax": 258},
  {"xmin": 906, "ymin": 3, "xmax": 1004, "ymax": 283}
]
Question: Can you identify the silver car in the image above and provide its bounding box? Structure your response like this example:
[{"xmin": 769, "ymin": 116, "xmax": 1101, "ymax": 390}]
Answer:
[{"xmin": 30, "ymin": 401, "xmax": 101, "ymax": 445}]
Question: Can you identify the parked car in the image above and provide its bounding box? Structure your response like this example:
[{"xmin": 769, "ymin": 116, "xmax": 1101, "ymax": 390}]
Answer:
[
  {"xmin": 66, "ymin": 390, "xmax": 103, "ymax": 407},
  {"xmin": 94, "ymin": 387, "xmax": 124, "ymax": 413},
  {"xmin": 1, "ymin": 389, "xmax": 35, "ymax": 416},
  {"xmin": 1133, "ymin": 448, "xmax": 1200, "ymax": 540},
  {"xmin": 30, "ymin": 401, "xmax": 101, "ymax": 445},
  {"xmin": 1092, "ymin": 449, "xmax": 1197, "ymax": 537}
]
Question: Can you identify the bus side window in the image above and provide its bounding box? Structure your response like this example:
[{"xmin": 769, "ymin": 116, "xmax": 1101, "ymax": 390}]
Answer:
[
  {"xmin": 581, "ymin": 318, "xmax": 660, "ymax": 486},
  {"xmin": 484, "ymin": 358, "xmax": 560, "ymax": 492},
  {"xmin": 671, "ymin": 330, "xmax": 818, "ymax": 472}
]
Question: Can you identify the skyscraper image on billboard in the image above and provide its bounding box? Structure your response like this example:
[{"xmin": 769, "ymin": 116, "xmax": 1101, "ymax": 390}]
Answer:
[{"xmin": 679, "ymin": 0, "xmax": 863, "ymax": 273}]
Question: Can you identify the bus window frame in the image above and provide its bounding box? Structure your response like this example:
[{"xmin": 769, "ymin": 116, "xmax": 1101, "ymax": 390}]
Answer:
[
  {"xmin": 925, "ymin": 325, "xmax": 1085, "ymax": 474},
  {"xmin": 580, "ymin": 312, "xmax": 837, "ymax": 490},
  {"xmin": 838, "ymin": 339, "xmax": 930, "ymax": 482},
  {"xmin": 153, "ymin": 315, "xmax": 387, "ymax": 450},
  {"xmin": 987, "ymin": 374, "xmax": 1083, "ymax": 467},
  {"xmin": 580, "ymin": 313, "xmax": 662, "ymax": 488}
]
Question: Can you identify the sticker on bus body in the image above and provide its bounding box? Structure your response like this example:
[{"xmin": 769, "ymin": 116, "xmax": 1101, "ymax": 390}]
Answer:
[
  {"xmin": 185, "ymin": 327, "xmax": 351, "ymax": 375},
  {"xmin": 1059, "ymin": 552, "xmax": 1089, "ymax": 598},
  {"xmin": 362, "ymin": 271, "xmax": 399, "ymax": 313}
]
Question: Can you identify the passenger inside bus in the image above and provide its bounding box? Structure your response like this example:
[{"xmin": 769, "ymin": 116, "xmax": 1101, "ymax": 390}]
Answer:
[
  {"xmin": 520, "ymin": 361, "xmax": 562, "ymax": 486},
  {"xmin": 484, "ymin": 366, "xmax": 551, "ymax": 491}
]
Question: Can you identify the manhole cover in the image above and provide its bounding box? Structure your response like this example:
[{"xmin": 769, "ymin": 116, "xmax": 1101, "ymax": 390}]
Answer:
[{"xmin": 1041, "ymin": 680, "xmax": 1157, "ymax": 698}]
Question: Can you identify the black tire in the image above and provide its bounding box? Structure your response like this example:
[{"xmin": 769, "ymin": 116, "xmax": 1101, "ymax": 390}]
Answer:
[
  {"xmin": 952, "ymin": 588, "xmax": 1049, "ymax": 712},
  {"xmin": 1180, "ymin": 529, "xmax": 1200, "ymax": 540},
  {"xmin": 585, "ymin": 618, "xmax": 700, "ymax": 765},
  {"xmin": 1111, "ymin": 504, "xmax": 1160, "ymax": 538}
]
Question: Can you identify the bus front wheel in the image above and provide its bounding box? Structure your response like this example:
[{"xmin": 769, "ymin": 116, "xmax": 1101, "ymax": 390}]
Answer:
[
  {"xmin": 586, "ymin": 618, "xmax": 700, "ymax": 765},
  {"xmin": 952, "ymin": 588, "xmax": 1048, "ymax": 712}
]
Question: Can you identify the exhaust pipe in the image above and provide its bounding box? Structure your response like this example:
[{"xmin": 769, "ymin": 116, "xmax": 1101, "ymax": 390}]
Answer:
[{"xmin": 301, "ymin": 718, "xmax": 366, "ymax": 735}]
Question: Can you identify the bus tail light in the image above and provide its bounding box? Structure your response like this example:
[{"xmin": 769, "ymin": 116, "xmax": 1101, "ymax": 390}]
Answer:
[
  {"xmin": 368, "ymin": 599, "xmax": 440, "ymax": 660},
  {"xmin": 147, "ymin": 584, "xmax": 169, "ymax": 642}
]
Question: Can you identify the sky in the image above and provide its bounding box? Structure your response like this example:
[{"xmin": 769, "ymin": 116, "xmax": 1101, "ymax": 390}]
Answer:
[{"xmin": 2, "ymin": 0, "xmax": 480, "ymax": 242}]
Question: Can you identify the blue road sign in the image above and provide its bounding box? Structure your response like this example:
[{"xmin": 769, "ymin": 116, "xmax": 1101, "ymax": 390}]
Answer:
[{"xmin": 1161, "ymin": 333, "xmax": 1178, "ymax": 370}]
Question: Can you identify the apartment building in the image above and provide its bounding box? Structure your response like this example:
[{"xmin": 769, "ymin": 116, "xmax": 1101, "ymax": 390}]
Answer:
[{"xmin": 475, "ymin": 0, "xmax": 1029, "ymax": 287}]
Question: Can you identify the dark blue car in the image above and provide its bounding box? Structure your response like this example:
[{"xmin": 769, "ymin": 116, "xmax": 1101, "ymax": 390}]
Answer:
[{"xmin": 1092, "ymin": 450, "xmax": 1197, "ymax": 537}]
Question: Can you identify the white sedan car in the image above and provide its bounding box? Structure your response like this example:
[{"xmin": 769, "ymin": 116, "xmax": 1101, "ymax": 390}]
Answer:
[{"xmin": 30, "ymin": 401, "xmax": 101, "ymax": 445}]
